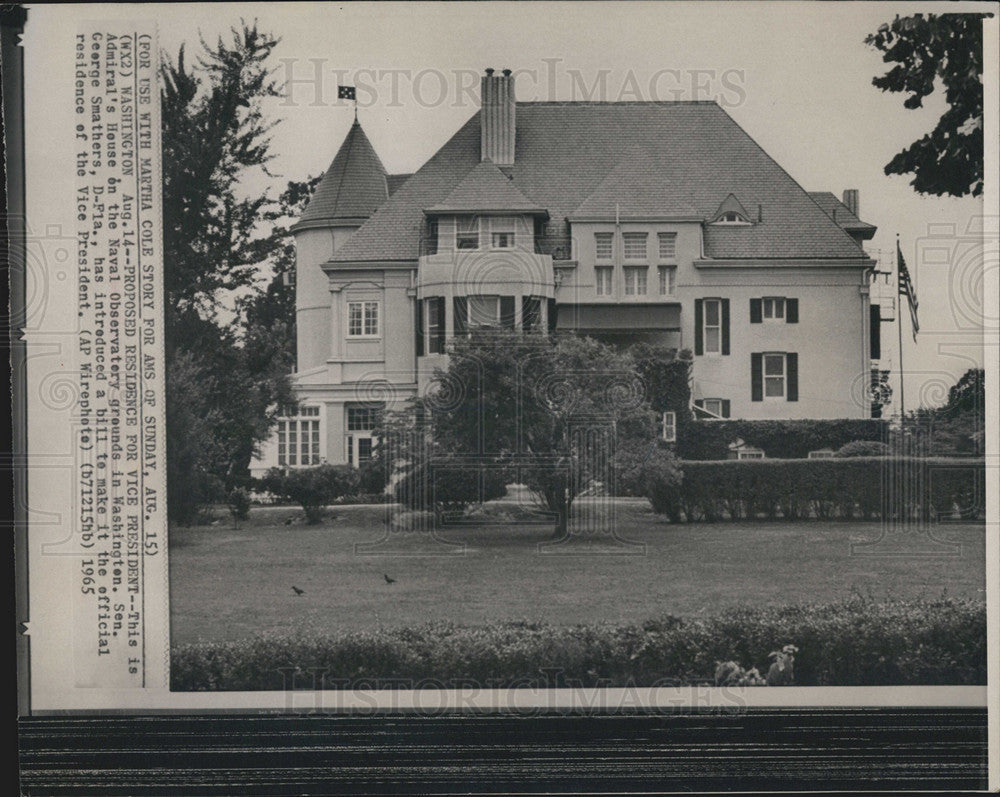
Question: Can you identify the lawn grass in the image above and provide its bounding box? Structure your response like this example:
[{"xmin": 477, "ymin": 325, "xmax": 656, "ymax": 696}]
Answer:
[{"xmin": 169, "ymin": 501, "xmax": 986, "ymax": 645}]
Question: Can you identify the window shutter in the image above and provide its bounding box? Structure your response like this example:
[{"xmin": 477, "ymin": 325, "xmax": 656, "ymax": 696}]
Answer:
[
  {"xmin": 751, "ymin": 353, "xmax": 763, "ymax": 402},
  {"xmin": 786, "ymin": 298, "xmax": 799, "ymax": 324},
  {"xmin": 415, "ymin": 297, "xmax": 424, "ymax": 357},
  {"xmin": 786, "ymin": 353, "xmax": 798, "ymax": 401},
  {"xmin": 721, "ymin": 299, "xmax": 730, "ymax": 355},
  {"xmin": 547, "ymin": 298, "xmax": 557, "ymax": 333},
  {"xmin": 869, "ymin": 305, "xmax": 881, "ymax": 360},
  {"xmin": 694, "ymin": 399, "xmax": 704, "ymax": 410},
  {"xmin": 721, "ymin": 399, "xmax": 731, "ymax": 418},
  {"xmin": 453, "ymin": 296, "xmax": 467, "ymax": 337},
  {"xmin": 750, "ymin": 298, "xmax": 762, "ymax": 324},
  {"xmin": 694, "ymin": 299, "xmax": 704, "ymax": 355},
  {"xmin": 500, "ymin": 296, "xmax": 516, "ymax": 330}
]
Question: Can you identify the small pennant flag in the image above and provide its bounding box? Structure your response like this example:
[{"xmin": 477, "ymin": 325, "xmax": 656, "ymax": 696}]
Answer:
[
  {"xmin": 338, "ymin": 85, "xmax": 356, "ymax": 101},
  {"xmin": 897, "ymin": 239, "xmax": 919, "ymax": 341}
]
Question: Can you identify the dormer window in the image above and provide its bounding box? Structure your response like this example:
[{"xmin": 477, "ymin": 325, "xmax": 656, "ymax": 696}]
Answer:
[{"xmin": 714, "ymin": 211, "xmax": 750, "ymax": 225}]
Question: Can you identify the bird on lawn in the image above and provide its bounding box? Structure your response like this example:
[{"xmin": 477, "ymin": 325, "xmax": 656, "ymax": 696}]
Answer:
[
  {"xmin": 291, "ymin": 585, "xmax": 305, "ymax": 596},
  {"xmin": 383, "ymin": 574, "xmax": 396, "ymax": 584}
]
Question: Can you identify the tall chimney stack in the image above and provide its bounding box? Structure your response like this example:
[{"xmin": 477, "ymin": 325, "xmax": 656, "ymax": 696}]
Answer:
[
  {"xmin": 842, "ymin": 189, "xmax": 859, "ymax": 218},
  {"xmin": 481, "ymin": 68, "xmax": 516, "ymax": 166}
]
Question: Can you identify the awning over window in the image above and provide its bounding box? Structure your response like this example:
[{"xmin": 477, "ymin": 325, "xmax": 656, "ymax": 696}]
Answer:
[{"xmin": 556, "ymin": 303, "xmax": 681, "ymax": 331}]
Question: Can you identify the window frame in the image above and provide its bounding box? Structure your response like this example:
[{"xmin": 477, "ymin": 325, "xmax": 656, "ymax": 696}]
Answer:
[
  {"xmin": 455, "ymin": 216, "xmax": 481, "ymax": 250},
  {"xmin": 489, "ymin": 216, "xmax": 517, "ymax": 250},
  {"xmin": 702, "ymin": 298, "xmax": 722, "ymax": 355},
  {"xmin": 658, "ymin": 265, "xmax": 676, "ymax": 296},
  {"xmin": 594, "ymin": 232, "xmax": 614, "ymax": 261},
  {"xmin": 660, "ymin": 411, "xmax": 677, "ymax": 443},
  {"xmin": 347, "ymin": 300, "xmax": 380, "ymax": 339},
  {"xmin": 763, "ymin": 352, "xmax": 787, "ymax": 399},
  {"xmin": 424, "ymin": 297, "xmax": 445, "ymax": 354},
  {"xmin": 737, "ymin": 448, "xmax": 765, "ymax": 460},
  {"xmin": 595, "ymin": 266, "xmax": 614, "ymax": 297},
  {"xmin": 277, "ymin": 407, "xmax": 322, "ymax": 468},
  {"xmin": 762, "ymin": 296, "xmax": 786, "ymax": 321},
  {"xmin": 623, "ymin": 266, "xmax": 647, "ymax": 296},
  {"xmin": 622, "ymin": 232, "xmax": 648, "ymax": 261},
  {"xmin": 466, "ymin": 294, "xmax": 501, "ymax": 329},
  {"xmin": 657, "ymin": 232, "xmax": 677, "ymax": 262}
]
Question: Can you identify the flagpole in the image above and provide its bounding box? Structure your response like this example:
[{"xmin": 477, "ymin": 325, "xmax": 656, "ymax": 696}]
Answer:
[{"xmin": 896, "ymin": 234, "xmax": 905, "ymax": 420}]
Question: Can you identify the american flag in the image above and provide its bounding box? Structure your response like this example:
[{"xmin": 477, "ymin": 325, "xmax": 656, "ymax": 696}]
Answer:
[{"xmin": 897, "ymin": 239, "xmax": 919, "ymax": 341}]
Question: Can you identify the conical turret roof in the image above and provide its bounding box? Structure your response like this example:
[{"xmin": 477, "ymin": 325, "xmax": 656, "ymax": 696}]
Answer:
[{"xmin": 297, "ymin": 119, "xmax": 389, "ymax": 227}]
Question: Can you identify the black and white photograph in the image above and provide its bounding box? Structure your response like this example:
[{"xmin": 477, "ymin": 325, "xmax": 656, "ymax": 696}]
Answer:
[{"xmin": 7, "ymin": 1, "xmax": 998, "ymax": 792}]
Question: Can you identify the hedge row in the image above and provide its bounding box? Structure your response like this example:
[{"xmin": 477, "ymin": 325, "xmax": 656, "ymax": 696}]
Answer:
[
  {"xmin": 677, "ymin": 419, "xmax": 889, "ymax": 460},
  {"xmin": 648, "ymin": 457, "xmax": 985, "ymax": 522},
  {"xmin": 171, "ymin": 596, "xmax": 986, "ymax": 690}
]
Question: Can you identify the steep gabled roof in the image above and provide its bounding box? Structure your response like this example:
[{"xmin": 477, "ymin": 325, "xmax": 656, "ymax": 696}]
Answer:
[
  {"xmin": 808, "ymin": 191, "xmax": 877, "ymax": 238},
  {"xmin": 297, "ymin": 120, "xmax": 388, "ymax": 226},
  {"xmin": 330, "ymin": 102, "xmax": 869, "ymax": 263},
  {"xmin": 711, "ymin": 193, "xmax": 752, "ymax": 222},
  {"xmin": 387, "ymin": 174, "xmax": 412, "ymax": 195},
  {"xmin": 426, "ymin": 159, "xmax": 547, "ymax": 215}
]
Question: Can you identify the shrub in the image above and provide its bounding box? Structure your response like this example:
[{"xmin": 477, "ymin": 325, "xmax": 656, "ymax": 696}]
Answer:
[
  {"xmin": 257, "ymin": 465, "xmax": 360, "ymax": 524},
  {"xmin": 171, "ymin": 595, "xmax": 986, "ymax": 690},
  {"xmin": 678, "ymin": 419, "xmax": 889, "ymax": 460},
  {"xmin": 393, "ymin": 458, "xmax": 508, "ymax": 515},
  {"xmin": 837, "ymin": 440, "xmax": 889, "ymax": 457},
  {"xmin": 226, "ymin": 487, "xmax": 251, "ymax": 525},
  {"xmin": 644, "ymin": 457, "xmax": 984, "ymax": 522}
]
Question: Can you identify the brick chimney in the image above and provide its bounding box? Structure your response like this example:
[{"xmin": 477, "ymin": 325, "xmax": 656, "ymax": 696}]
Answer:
[
  {"xmin": 481, "ymin": 68, "xmax": 515, "ymax": 166},
  {"xmin": 842, "ymin": 189, "xmax": 859, "ymax": 218}
]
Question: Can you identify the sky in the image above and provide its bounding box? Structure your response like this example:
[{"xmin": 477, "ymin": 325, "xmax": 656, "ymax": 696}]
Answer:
[{"xmin": 24, "ymin": 1, "xmax": 998, "ymax": 410}]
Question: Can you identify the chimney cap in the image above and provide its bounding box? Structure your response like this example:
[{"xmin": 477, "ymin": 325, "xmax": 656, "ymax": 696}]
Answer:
[
  {"xmin": 502, "ymin": 68, "xmax": 512, "ymax": 76},
  {"xmin": 485, "ymin": 67, "xmax": 494, "ymax": 76}
]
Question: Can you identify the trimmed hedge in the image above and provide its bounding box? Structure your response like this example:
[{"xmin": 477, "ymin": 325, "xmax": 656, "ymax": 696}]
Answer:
[
  {"xmin": 678, "ymin": 419, "xmax": 889, "ymax": 460},
  {"xmin": 171, "ymin": 595, "xmax": 986, "ymax": 690},
  {"xmin": 647, "ymin": 457, "xmax": 984, "ymax": 522}
]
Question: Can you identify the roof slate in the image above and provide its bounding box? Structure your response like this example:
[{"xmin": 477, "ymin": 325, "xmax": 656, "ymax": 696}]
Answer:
[
  {"xmin": 808, "ymin": 191, "xmax": 877, "ymax": 232},
  {"xmin": 299, "ymin": 120, "xmax": 388, "ymax": 225},
  {"xmin": 426, "ymin": 159, "xmax": 546, "ymax": 214},
  {"xmin": 330, "ymin": 102, "xmax": 869, "ymax": 263}
]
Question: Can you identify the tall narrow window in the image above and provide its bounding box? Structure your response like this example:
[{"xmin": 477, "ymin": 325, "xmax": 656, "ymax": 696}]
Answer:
[
  {"xmin": 624, "ymin": 266, "xmax": 647, "ymax": 295},
  {"xmin": 595, "ymin": 267, "xmax": 613, "ymax": 296},
  {"xmin": 763, "ymin": 297, "xmax": 785, "ymax": 320},
  {"xmin": 658, "ymin": 266, "xmax": 676, "ymax": 295},
  {"xmin": 660, "ymin": 411, "xmax": 676, "ymax": 442},
  {"xmin": 703, "ymin": 298, "xmax": 721, "ymax": 354},
  {"xmin": 277, "ymin": 406, "xmax": 322, "ymax": 467},
  {"xmin": 425, "ymin": 297, "xmax": 445, "ymax": 354},
  {"xmin": 764, "ymin": 353, "xmax": 786, "ymax": 398},
  {"xmin": 594, "ymin": 232, "xmax": 613, "ymax": 261},
  {"xmin": 658, "ymin": 232, "xmax": 677, "ymax": 261},
  {"xmin": 623, "ymin": 232, "xmax": 648, "ymax": 260},
  {"xmin": 456, "ymin": 216, "xmax": 479, "ymax": 249}
]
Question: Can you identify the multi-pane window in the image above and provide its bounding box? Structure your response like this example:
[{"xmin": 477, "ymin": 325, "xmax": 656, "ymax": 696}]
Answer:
[
  {"xmin": 660, "ymin": 411, "xmax": 676, "ymax": 442},
  {"xmin": 623, "ymin": 232, "xmax": 648, "ymax": 260},
  {"xmin": 595, "ymin": 267, "xmax": 613, "ymax": 296},
  {"xmin": 703, "ymin": 398, "xmax": 724, "ymax": 418},
  {"xmin": 594, "ymin": 232, "xmax": 614, "ymax": 261},
  {"xmin": 737, "ymin": 448, "xmax": 765, "ymax": 460},
  {"xmin": 347, "ymin": 405, "xmax": 380, "ymax": 431},
  {"xmin": 456, "ymin": 216, "xmax": 480, "ymax": 249},
  {"xmin": 277, "ymin": 406, "xmax": 321, "ymax": 467},
  {"xmin": 763, "ymin": 297, "xmax": 785, "ymax": 320},
  {"xmin": 764, "ymin": 353, "xmax": 786, "ymax": 398},
  {"xmin": 468, "ymin": 295, "xmax": 500, "ymax": 328},
  {"xmin": 348, "ymin": 301, "xmax": 379, "ymax": 337},
  {"xmin": 703, "ymin": 298, "xmax": 721, "ymax": 354},
  {"xmin": 658, "ymin": 232, "xmax": 677, "ymax": 261},
  {"xmin": 490, "ymin": 217, "xmax": 516, "ymax": 249},
  {"xmin": 624, "ymin": 266, "xmax": 647, "ymax": 296},
  {"xmin": 658, "ymin": 266, "xmax": 676, "ymax": 295}
]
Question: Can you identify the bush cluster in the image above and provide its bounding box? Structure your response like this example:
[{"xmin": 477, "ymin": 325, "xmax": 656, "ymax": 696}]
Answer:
[
  {"xmin": 645, "ymin": 457, "xmax": 984, "ymax": 522},
  {"xmin": 256, "ymin": 465, "xmax": 359, "ymax": 523},
  {"xmin": 393, "ymin": 458, "xmax": 508, "ymax": 516},
  {"xmin": 677, "ymin": 419, "xmax": 889, "ymax": 460},
  {"xmin": 171, "ymin": 595, "xmax": 986, "ymax": 690}
]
